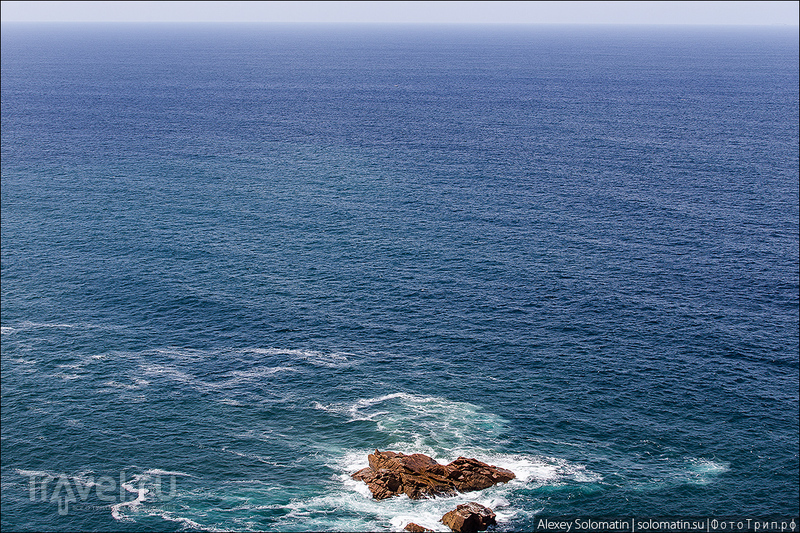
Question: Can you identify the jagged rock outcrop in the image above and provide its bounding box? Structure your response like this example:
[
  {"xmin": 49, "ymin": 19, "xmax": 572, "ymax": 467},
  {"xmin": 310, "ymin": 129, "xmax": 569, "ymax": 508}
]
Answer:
[
  {"xmin": 404, "ymin": 522, "xmax": 435, "ymax": 532},
  {"xmin": 351, "ymin": 450, "xmax": 515, "ymax": 500},
  {"xmin": 441, "ymin": 502, "xmax": 496, "ymax": 533}
]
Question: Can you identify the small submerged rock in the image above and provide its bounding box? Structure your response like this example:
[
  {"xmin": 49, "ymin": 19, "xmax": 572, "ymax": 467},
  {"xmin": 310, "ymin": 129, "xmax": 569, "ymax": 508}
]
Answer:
[
  {"xmin": 404, "ymin": 522, "xmax": 435, "ymax": 532},
  {"xmin": 441, "ymin": 502, "xmax": 496, "ymax": 533},
  {"xmin": 351, "ymin": 450, "xmax": 515, "ymax": 500}
]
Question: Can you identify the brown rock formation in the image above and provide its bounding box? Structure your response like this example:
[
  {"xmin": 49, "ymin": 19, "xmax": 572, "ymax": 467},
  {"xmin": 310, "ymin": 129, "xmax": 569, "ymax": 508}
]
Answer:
[
  {"xmin": 441, "ymin": 502, "xmax": 496, "ymax": 533},
  {"xmin": 404, "ymin": 523, "xmax": 435, "ymax": 532},
  {"xmin": 351, "ymin": 450, "xmax": 515, "ymax": 500}
]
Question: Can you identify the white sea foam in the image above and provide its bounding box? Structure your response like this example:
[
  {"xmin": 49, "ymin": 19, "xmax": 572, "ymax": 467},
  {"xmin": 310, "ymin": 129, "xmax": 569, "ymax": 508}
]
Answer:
[
  {"xmin": 143, "ymin": 469, "xmax": 193, "ymax": 477},
  {"xmin": 311, "ymin": 393, "xmax": 604, "ymax": 532},
  {"xmin": 52, "ymin": 362, "xmax": 86, "ymax": 381},
  {"xmin": 217, "ymin": 366, "xmax": 299, "ymax": 388},
  {"xmin": 143, "ymin": 511, "xmax": 206, "ymax": 531},
  {"xmin": 16, "ymin": 468, "xmax": 105, "ymax": 492},
  {"xmin": 15, "ymin": 468, "xmax": 57, "ymax": 479},
  {"xmin": 302, "ymin": 351, "xmax": 353, "ymax": 368},
  {"xmin": 689, "ymin": 458, "xmax": 729, "ymax": 473},
  {"xmin": 154, "ymin": 347, "xmax": 207, "ymax": 360},
  {"xmin": 255, "ymin": 347, "xmax": 355, "ymax": 368},
  {"xmin": 218, "ymin": 398, "xmax": 244, "ymax": 406},
  {"xmin": 485, "ymin": 452, "xmax": 603, "ymax": 486},
  {"xmin": 94, "ymin": 468, "xmax": 197, "ymax": 524},
  {"xmin": 11, "ymin": 358, "xmax": 38, "ymax": 374},
  {"xmin": 137, "ymin": 351, "xmax": 304, "ymax": 398},
  {"xmin": 626, "ymin": 457, "xmax": 731, "ymax": 491},
  {"xmin": 686, "ymin": 458, "xmax": 730, "ymax": 485},
  {"xmin": 1, "ymin": 321, "xmax": 109, "ymax": 335},
  {"xmin": 139, "ymin": 363, "xmax": 222, "ymax": 393},
  {"xmin": 73, "ymin": 472, "xmax": 98, "ymax": 489},
  {"xmin": 118, "ymin": 347, "xmax": 356, "ymax": 402},
  {"xmin": 236, "ymin": 365, "xmax": 297, "ymax": 376},
  {"xmin": 317, "ymin": 392, "xmax": 509, "ymax": 457},
  {"xmin": 102, "ymin": 379, "xmax": 149, "ymax": 390},
  {"xmin": 6, "ymin": 321, "xmax": 128, "ymax": 334},
  {"xmin": 111, "ymin": 475, "xmax": 149, "ymax": 521},
  {"xmin": 22, "ymin": 321, "xmax": 76, "ymax": 329},
  {"xmin": 51, "ymin": 372, "xmax": 82, "ymax": 380},
  {"xmin": 221, "ymin": 447, "xmax": 287, "ymax": 467},
  {"xmin": 318, "ymin": 393, "xmax": 604, "ymax": 487}
]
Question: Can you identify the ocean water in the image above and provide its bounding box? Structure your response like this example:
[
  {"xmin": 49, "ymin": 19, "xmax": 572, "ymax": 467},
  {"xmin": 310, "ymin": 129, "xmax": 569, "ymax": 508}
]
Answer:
[{"xmin": 1, "ymin": 23, "xmax": 798, "ymax": 532}]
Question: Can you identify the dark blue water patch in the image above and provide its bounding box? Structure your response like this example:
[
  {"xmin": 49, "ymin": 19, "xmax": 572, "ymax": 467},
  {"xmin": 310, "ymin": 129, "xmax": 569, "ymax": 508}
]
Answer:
[{"xmin": 2, "ymin": 23, "xmax": 798, "ymax": 531}]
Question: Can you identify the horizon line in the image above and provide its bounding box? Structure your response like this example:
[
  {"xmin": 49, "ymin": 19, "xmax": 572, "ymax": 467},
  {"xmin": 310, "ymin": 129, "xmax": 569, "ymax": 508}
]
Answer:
[{"xmin": 2, "ymin": 20, "xmax": 798, "ymax": 27}]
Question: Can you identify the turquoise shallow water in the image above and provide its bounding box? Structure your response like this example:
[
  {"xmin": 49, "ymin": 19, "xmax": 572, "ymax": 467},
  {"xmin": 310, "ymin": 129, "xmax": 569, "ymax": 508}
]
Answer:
[{"xmin": 1, "ymin": 24, "xmax": 798, "ymax": 532}]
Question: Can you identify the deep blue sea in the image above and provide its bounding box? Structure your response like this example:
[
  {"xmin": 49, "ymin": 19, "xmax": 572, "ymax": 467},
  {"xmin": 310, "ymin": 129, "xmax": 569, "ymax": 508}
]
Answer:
[{"xmin": 1, "ymin": 24, "xmax": 798, "ymax": 532}]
